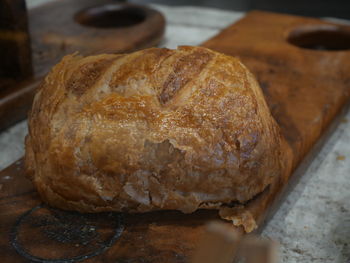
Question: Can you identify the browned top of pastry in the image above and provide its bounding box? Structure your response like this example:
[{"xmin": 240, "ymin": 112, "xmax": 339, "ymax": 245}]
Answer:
[{"xmin": 25, "ymin": 46, "xmax": 283, "ymax": 214}]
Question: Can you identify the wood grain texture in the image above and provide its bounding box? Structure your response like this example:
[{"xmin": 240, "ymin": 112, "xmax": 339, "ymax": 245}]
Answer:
[
  {"xmin": 1, "ymin": 11, "xmax": 350, "ymax": 263},
  {"xmin": 29, "ymin": 0, "xmax": 166, "ymax": 76},
  {"xmin": 0, "ymin": 0, "xmax": 165, "ymax": 132}
]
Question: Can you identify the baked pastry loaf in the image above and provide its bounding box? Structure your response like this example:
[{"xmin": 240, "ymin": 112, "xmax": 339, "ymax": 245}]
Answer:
[{"xmin": 25, "ymin": 46, "xmax": 283, "ymax": 214}]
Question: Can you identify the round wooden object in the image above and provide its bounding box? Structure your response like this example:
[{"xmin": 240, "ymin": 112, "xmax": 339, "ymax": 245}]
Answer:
[{"xmin": 29, "ymin": 0, "xmax": 166, "ymax": 76}]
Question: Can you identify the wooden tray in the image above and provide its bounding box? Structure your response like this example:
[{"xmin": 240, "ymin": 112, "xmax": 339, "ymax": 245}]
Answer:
[
  {"xmin": 0, "ymin": 0, "xmax": 165, "ymax": 131},
  {"xmin": 1, "ymin": 11, "xmax": 350, "ymax": 263}
]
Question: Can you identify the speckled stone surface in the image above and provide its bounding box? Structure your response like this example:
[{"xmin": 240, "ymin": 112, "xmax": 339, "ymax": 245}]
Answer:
[{"xmin": 1, "ymin": 1, "xmax": 349, "ymax": 262}]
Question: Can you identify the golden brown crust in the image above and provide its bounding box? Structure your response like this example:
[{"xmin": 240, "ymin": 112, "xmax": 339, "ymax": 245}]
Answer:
[{"xmin": 25, "ymin": 46, "xmax": 283, "ymax": 214}]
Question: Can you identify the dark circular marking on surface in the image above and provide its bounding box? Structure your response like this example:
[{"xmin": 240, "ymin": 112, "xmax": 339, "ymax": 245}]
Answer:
[{"xmin": 10, "ymin": 204, "xmax": 124, "ymax": 263}]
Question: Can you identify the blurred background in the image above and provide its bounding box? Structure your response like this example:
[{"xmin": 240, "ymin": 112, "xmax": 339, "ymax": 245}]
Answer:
[{"xmin": 128, "ymin": 0, "xmax": 350, "ymax": 19}]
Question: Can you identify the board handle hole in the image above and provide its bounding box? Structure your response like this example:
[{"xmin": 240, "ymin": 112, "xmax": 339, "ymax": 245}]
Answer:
[
  {"xmin": 75, "ymin": 4, "xmax": 147, "ymax": 28},
  {"xmin": 287, "ymin": 25, "xmax": 350, "ymax": 51}
]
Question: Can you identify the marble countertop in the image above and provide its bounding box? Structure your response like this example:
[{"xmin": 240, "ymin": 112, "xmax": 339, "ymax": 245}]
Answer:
[{"xmin": 1, "ymin": 1, "xmax": 349, "ymax": 262}]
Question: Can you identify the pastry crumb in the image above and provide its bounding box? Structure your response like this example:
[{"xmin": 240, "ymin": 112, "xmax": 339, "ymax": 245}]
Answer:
[
  {"xmin": 219, "ymin": 206, "xmax": 257, "ymax": 233},
  {"xmin": 336, "ymin": 155, "xmax": 346, "ymax": 161}
]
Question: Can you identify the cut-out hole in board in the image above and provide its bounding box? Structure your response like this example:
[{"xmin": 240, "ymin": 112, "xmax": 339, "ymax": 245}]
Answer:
[
  {"xmin": 287, "ymin": 25, "xmax": 350, "ymax": 51},
  {"xmin": 75, "ymin": 4, "xmax": 147, "ymax": 28}
]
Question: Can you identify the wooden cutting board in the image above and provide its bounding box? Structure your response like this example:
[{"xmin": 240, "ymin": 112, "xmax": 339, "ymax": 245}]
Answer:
[{"xmin": 1, "ymin": 11, "xmax": 350, "ymax": 263}]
